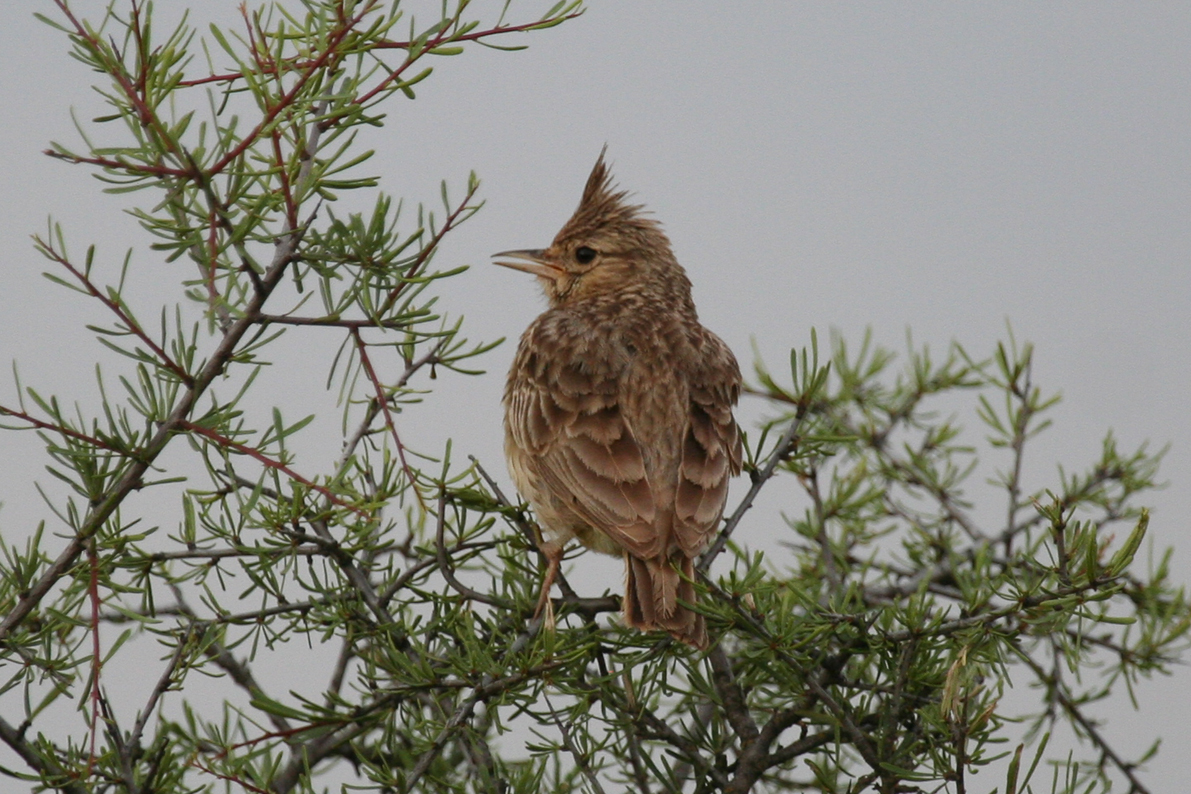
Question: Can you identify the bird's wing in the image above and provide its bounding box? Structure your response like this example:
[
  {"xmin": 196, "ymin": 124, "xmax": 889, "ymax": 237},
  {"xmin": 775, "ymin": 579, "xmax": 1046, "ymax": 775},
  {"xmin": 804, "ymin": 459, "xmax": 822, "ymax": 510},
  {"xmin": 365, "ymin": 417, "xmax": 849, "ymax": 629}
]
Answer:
[
  {"xmin": 506, "ymin": 341, "xmax": 663, "ymax": 560},
  {"xmin": 673, "ymin": 334, "xmax": 743, "ymax": 558}
]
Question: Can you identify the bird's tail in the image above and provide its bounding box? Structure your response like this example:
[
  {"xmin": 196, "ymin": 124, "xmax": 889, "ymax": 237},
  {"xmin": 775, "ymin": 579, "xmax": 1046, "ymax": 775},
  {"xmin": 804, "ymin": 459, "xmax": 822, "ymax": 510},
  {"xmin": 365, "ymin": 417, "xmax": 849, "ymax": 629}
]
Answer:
[{"xmin": 623, "ymin": 553, "xmax": 708, "ymax": 649}]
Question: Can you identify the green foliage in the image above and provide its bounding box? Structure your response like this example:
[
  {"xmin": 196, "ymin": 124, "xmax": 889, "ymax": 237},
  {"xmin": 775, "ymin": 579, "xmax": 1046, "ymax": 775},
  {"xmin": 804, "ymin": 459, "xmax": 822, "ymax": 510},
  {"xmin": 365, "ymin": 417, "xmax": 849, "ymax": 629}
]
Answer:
[{"xmin": 0, "ymin": 3, "xmax": 1186, "ymax": 793}]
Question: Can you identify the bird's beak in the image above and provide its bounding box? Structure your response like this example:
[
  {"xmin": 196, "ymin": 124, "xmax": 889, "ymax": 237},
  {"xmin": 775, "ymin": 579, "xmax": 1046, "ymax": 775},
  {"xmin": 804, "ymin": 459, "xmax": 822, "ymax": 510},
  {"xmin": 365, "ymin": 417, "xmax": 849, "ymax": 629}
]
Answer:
[{"xmin": 492, "ymin": 249, "xmax": 563, "ymax": 279}]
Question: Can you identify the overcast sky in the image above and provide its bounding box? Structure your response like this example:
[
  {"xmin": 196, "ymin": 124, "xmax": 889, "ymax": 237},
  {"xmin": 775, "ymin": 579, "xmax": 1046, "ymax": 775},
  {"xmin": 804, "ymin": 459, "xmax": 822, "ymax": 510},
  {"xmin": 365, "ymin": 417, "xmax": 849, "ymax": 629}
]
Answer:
[{"xmin": 1, "ymin": 2, "xmax": 1189, "ymax": 789}]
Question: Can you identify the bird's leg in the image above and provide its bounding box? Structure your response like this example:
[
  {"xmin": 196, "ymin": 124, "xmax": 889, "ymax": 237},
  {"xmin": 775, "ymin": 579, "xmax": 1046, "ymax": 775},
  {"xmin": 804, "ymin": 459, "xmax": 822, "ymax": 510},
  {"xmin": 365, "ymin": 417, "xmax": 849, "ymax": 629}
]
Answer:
[{"xmin": 533, "ymin": 543, "xmax": 564, "ymax": 630}]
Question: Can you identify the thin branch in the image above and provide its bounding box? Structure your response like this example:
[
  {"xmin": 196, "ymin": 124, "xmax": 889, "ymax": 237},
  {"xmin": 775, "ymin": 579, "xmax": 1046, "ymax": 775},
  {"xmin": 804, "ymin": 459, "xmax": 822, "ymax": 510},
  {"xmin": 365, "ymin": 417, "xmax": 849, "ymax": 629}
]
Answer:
[
  {"xmin": 0, "ymin": 404, "xmax": 135, "ymax": 456},
  {"xmin": 86, "ymin": 540, "xmax": 102, "ymax": 774},
  {"xmin": 0, "ymin": 715, "xmax": 90, "ymax": 794},
  {"xmin": 352, "ymin": 329, "xmax": 424, "ymax": 505},
  {"xmin": 726, "ymin": 705, "xmax": 809, "ymax": 794},
  {"xmin": 703, "ymin": 579, "xmax": 887, "ymax": 781},
  {"xmin": 204, "ymin": 6, "xmax": 373, "ymax": 177},
  {"xmin": 37, "ymin": 239, "xmax": 192, "ymax": 385},
  {"xmin": 621, "ymin": 713, "xmax": 654, "ymax": 794},
  {"xmin": 101, "ymin": 599, "xmax": 317, "ymax": 626},
  {"xmin": 127, "ymin": 544, "xmax": 329, "ymax": 562},
  {"xmin": 764, "ymin": 727, "xmax": 839, "ymax": 768},
  {"xmin": 43, "ymin": 149, "xmax": 190, "ymax": 177},
  {"xmin": 96, "ymin": 688, "xmax": 136, "ymax": 794},
  {"xmin": 257, "ymin": 313, "xmax": 427, "ymax": 328},
  {"xmin": 376, "ymin": 179, "xmax": 481, "ymax": 317},
  {"xmin": 52, "ymin": 0, "xmax": 186, "ymax": 158},
  {"xmin": 401, "ymin": 672, "xmax": 532, "ymax": 793},
  {"xmin": 435, "ymin": 492, "xmax": 514, "ymax": 609},
  {"xmin": 708, "ymin": 644, "xmax": 758, "ymax": 744},
  {"xmin": 1016, "ymin": 650, "xmax": 1151, "ymax": 794},
  {"xmin": 127, "ymin": 624, "xmax": 196, "ymax": 759},
  {"xmin": 0, "ymin": 95, "xmax": 316, "ymax": 646},
  {"xmin": 264, "ymin": 721, "xmax": 374, "ymax": 794},
  {"xmin": 544, "ymin": 693, "xmax": 608, "ymax": 794},
  {"xmin": 470, "ymin": 455, "xmax": 580, "ymax": 603},
  {"xmin": 306, "ymin": 514, "xmax": 394, "ymax": 626},
  {"xmin": 172, "ymin": 7, "xmax": 586, "ymax": 89},
  {"xmin": 354, "ymin": 6, "xmax": 586, "ymax": 109},
  {"xmin": 181, "ymin": 420, "xmax": 371, "ymax": 518},
  {"xmin": 167, "ymin": 585, "xmax": 293, "ymax": 736},
  {"xmin": 628, "ymin": 698, "xmax": 732, "ymax": 790},
  {"xmin": 699, "ymin": 412, "xmax": 805, "ymax": 573},
  {"xmin": 1003, "ymin": 360, "xmax": 1033, "ymax": 554},
  {"xmin": 337, "ymin": 337, "xmax": 448, "ymax": 475},
  {"xmin": 805, "ymin": 463, "xmax": 842, "ymax": 594}
]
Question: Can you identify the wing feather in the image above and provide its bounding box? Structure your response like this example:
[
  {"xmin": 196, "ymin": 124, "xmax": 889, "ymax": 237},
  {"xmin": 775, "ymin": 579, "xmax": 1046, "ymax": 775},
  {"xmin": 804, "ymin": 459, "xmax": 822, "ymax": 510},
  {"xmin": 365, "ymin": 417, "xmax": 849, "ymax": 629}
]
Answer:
[
  {"xmin": 506, "ymin": 319, "xmax": 741, "ymax": 566},
  {"xmin": 507, "ymin": 331, "xmax": 662, "ymax": 559},
  {"xmin": 674, "ymin": 338, "xmax": 743, "ymax": 557}
]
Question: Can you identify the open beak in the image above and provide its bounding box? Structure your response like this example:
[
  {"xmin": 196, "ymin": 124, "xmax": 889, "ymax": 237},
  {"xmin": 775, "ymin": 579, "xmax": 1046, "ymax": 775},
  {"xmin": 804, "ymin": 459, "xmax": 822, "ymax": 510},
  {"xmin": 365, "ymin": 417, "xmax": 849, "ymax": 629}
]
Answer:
[{"xmin": 492, "ymin": 249, "xmax": 563, "ymax": 279}]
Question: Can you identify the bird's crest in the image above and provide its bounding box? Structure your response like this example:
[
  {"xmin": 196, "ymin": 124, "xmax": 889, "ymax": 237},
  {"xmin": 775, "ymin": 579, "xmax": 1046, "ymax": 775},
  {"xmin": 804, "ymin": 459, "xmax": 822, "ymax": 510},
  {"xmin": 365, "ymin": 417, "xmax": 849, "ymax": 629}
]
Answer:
[{"xmin": 556, "ymin": 148, "xmax": 655, "ymax": 245}]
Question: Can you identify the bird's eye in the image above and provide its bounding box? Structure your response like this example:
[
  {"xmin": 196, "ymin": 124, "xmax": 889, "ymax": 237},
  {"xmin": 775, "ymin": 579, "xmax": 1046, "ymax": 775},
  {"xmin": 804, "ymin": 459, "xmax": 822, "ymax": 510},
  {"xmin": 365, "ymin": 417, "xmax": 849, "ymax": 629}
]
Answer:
[{"xmin": 574, "ymin": 246, "xmax": 597, "ymax": 265}]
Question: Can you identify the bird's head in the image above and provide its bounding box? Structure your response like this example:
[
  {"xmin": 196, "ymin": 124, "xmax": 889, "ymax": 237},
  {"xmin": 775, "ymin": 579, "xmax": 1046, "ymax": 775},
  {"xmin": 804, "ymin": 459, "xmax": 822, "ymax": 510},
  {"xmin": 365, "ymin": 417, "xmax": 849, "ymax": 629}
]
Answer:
[{"xmin": 494, "ymin": 149, "xmax": 693, "ymax": 308}]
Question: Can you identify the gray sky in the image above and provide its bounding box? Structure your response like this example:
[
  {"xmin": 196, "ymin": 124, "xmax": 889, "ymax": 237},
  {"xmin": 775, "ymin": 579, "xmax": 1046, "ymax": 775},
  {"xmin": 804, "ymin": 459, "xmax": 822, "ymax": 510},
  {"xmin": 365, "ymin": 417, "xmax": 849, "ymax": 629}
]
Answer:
[{"xmin": 2, "ymin": 1, "xmax": 1189, "ymax": 789}]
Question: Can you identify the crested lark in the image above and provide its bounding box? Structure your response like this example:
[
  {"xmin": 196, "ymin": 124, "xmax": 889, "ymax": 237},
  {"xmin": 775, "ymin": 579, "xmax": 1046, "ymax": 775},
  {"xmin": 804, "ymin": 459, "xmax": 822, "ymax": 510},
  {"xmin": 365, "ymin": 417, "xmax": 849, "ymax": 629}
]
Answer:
[{"xmin": 496, "ymin": 151, "xmax": 742, "ymax": 649}]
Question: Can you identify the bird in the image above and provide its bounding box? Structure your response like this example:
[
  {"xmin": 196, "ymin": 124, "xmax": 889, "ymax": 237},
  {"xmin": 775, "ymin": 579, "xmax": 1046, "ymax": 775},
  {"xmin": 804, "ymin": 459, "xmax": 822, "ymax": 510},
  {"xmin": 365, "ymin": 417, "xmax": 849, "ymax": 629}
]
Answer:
[{"xmin": 495, "ymin": 150, "xmax": 742, "ymax": 649}]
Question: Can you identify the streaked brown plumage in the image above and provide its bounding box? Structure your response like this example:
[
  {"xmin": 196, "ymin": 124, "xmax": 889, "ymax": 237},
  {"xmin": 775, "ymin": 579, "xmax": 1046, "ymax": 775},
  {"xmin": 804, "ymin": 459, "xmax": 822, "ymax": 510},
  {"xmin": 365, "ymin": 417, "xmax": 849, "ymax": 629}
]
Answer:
[{"xmin": 496, "ymin": 151, "xmax": 742, "ymax": 649}]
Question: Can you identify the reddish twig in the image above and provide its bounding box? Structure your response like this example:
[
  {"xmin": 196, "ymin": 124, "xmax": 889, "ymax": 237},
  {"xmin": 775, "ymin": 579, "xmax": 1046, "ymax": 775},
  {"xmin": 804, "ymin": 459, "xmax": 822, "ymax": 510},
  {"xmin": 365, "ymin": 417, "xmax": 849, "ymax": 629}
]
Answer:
[
  {"xmin": 52, "ymin": 0, "xmax": 188, "ymax": 163},
  {"xmin": 42, "ymin": 151, "xmax": 191, "ymax": 177},
  {"xmin": 204, "ymin": 4, "xmax": 375, "ymax": 177},
  {"xmin": 36, "ymin": 240, "xmax": 193, "ymax": 386},
  {"xmin": 179, "ymin": 419, "xmax": 370, "ymax": 518},
  {"xmin": 351, "ymin": 329, "xmax": 424, "ymax": 508},
  {"xmin": 358, "ymin": 8, "xmax": 585, "ymax": 107},
  {"xmin": 352, "ymin": 3, "xmax": 471, "ymax": 108},
  {"xmin": 271, "ymin": 123, "xmax": 299, "ymax": 232},
  {"xmin": 0, "ymin": 405, "xmax": 131, "ymax": 456},
  {"xmin": 187, "ymin": 759, "xmax": 272, "ymax": 794},
  {"xmin": 173, "ymin": 8, "xmax": 585, "ymax": 89},
  {"xmin": 376, "ymin": 179, "xmax": 481, "ymax": 317},
  {"xmin": 215, "ymin": 719, "xmax": 341, "ymax": 756}
]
